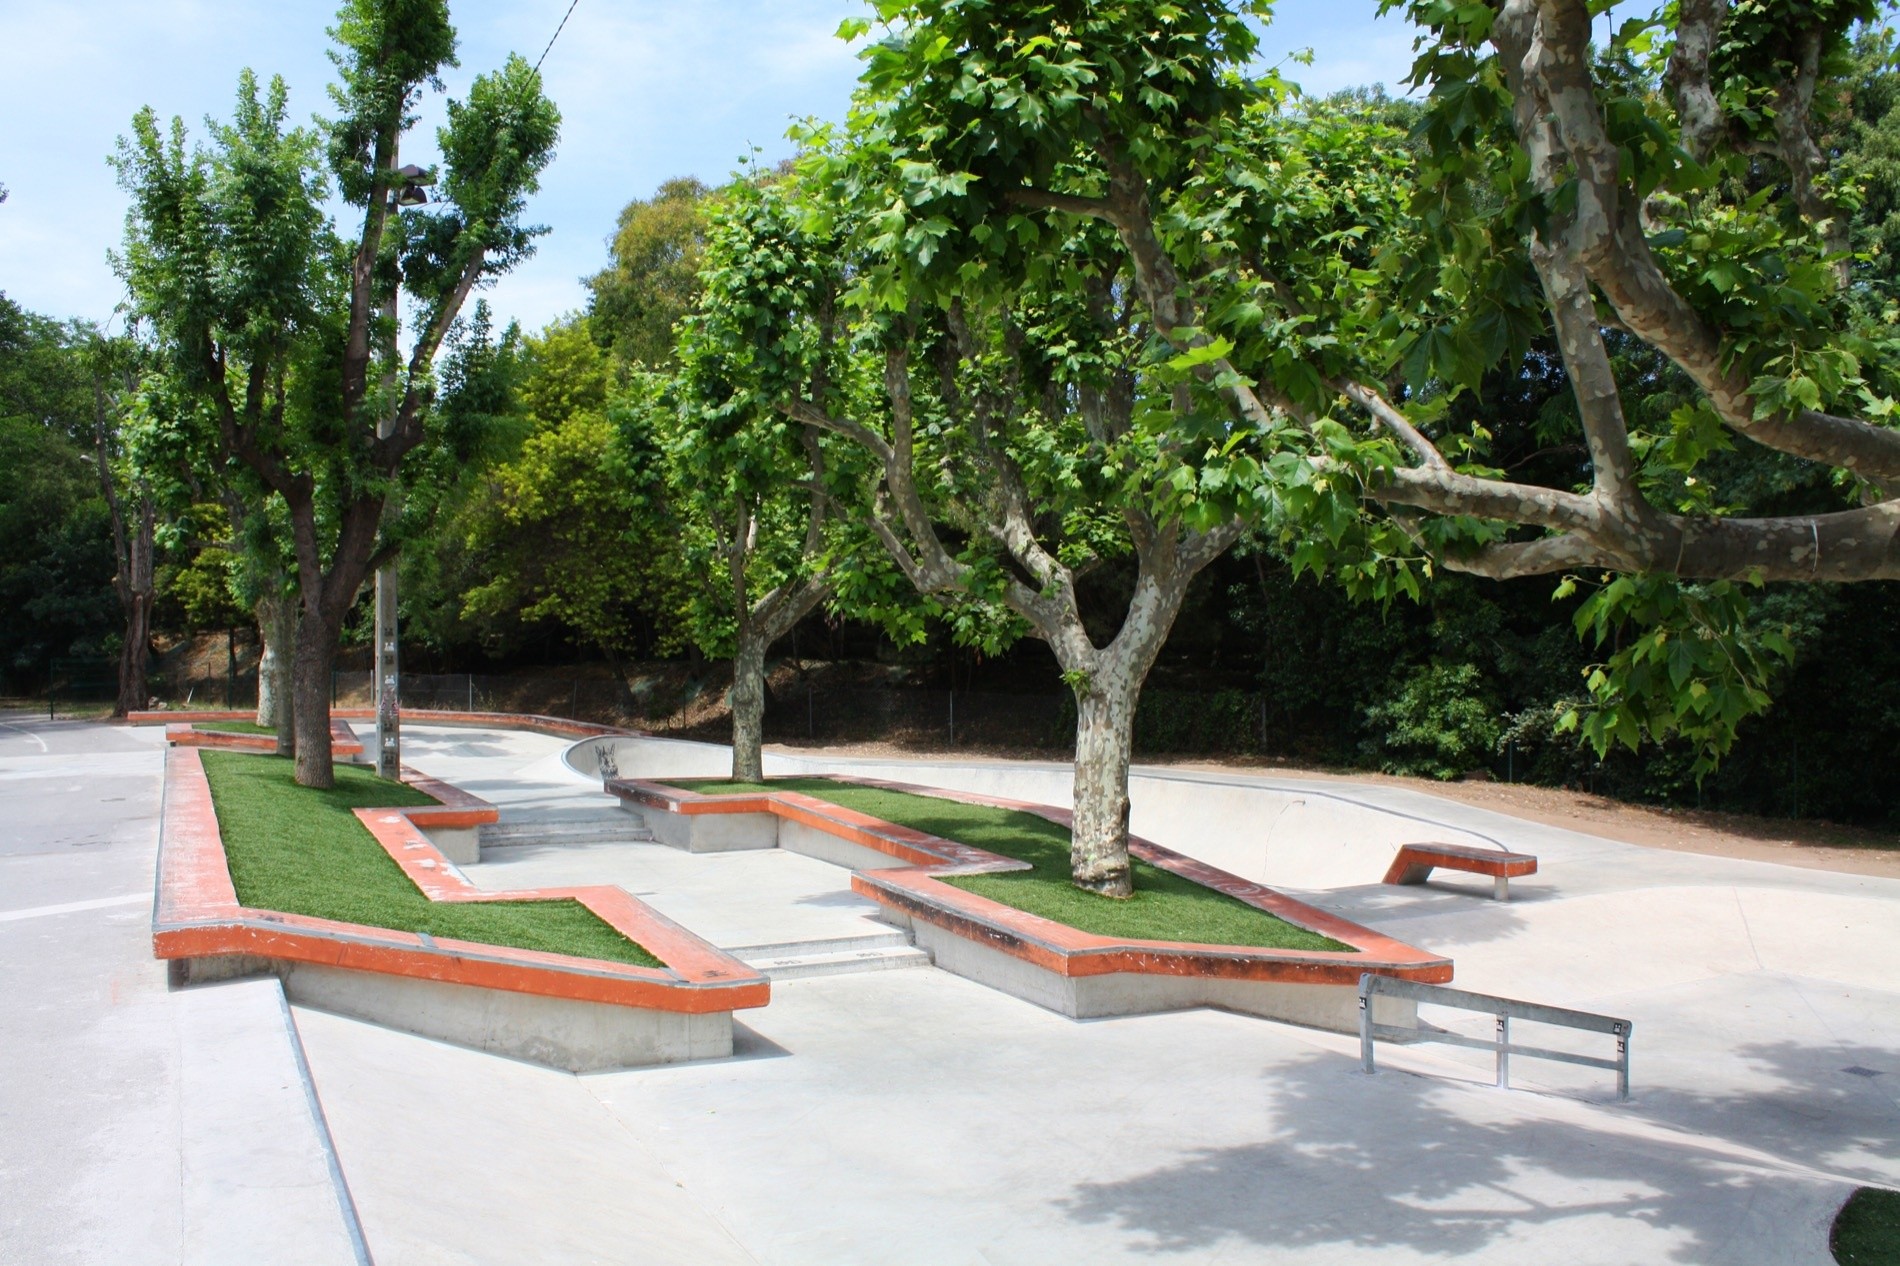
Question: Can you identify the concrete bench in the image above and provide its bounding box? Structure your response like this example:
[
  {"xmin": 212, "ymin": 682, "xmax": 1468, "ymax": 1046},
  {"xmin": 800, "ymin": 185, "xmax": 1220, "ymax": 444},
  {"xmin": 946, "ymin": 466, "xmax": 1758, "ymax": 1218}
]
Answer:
[{"xmin": 1383, "ymin": 843, "xmax": 1537, "ymax": 901}]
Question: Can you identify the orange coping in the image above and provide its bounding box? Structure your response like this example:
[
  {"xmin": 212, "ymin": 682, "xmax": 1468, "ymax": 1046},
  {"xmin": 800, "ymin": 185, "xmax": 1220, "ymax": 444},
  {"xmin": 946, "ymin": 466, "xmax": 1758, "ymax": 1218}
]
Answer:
[
  {"xmin": 1383, "ymin": 842, "xmax": 1538, "ymax": 886},
  {"xmin": 164, "ymin": 718, "xmax": 365, "ymax": 759},
  {"xmin": 611, "ymin": 775, "xmax": 1452, "ymax": 988},
  {"xmin": 154, "ymin": 746, "xmax": 768, "ymax": 1014},
  {"xmin": 130, "ymin": 707, "xmax": 644, "ymax": 742}
]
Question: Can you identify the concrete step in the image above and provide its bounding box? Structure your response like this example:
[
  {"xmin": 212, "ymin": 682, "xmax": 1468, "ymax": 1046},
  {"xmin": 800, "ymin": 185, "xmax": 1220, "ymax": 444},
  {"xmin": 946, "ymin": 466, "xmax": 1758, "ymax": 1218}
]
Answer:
[
  {"xmin": 728, "ymin": 935, "xmax": 932, "ymax": 981},
  {"xmin": 480, "ymin": 809, "xmax": 654, "ymax": 848}
]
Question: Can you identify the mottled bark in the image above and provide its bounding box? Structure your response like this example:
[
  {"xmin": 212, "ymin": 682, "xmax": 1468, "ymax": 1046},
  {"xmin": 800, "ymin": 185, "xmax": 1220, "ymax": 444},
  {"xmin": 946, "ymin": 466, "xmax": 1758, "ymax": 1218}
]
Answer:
[
  {"xmin": 791, "ymin": 342, "xmax": 1242, "ymax": 895},
  {"xmin": 1070, "ymin": 672, "xmax": 1140, "ymax": 896},
  {"xmin": 255, "ymin": 594, "xmax": 296, "ymax": 751},
  {"xmin": 729, "ymin": 628, "xmax": 770, "ymax": 783}
]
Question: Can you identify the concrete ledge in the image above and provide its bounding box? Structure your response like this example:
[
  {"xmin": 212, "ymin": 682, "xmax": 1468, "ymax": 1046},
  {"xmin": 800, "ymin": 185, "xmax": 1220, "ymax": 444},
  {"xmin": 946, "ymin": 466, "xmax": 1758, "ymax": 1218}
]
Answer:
[
  {"xmin": 610, "ymin": 774, "xmax": 1451, "ymax": 1033},
  {"xmin": 154, "ymin": 747, "xmax": 768, "ymax": 1071},
  {"xmin": 174, "ymin": 977, "xmax": 369, "ymax": 1264},
  {"xmin": 1384, "ymin": 842, "xmax": 1539, "ymax": 901},
  {"xmin": 132, "ymin": 707, "xmax": 644, "ymax": 745},
  {"xmin": 164, "ymin": 718, "xmax": 365, "ymax": 760}
]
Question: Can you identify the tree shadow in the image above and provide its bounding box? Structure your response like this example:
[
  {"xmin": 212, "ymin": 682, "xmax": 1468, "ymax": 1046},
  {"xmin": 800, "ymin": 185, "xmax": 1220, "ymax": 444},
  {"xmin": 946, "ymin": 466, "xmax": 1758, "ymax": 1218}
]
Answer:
[
  {"xmin": 1056, "ymin": 1033, "xmax": 1899, "ymax": 1260},
  {"xmin": 1295, "ymin": 881, "xmax": 1540, "ymax": 951}
]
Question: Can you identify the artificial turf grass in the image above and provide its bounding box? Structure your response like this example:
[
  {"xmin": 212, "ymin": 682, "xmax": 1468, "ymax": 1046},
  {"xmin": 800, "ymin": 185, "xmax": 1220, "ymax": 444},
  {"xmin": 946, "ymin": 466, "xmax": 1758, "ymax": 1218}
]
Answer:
[
  {"xmin": 675, "ymin": 777, "xmax": 1352, "ymax": 952},
  {"xmin": 199, "ymin": 750, "xmax": 662, "ymax": 969},
  {"xmin": 1834, "ymin": 1187, "xmax": 1900, "ymax": 1265}
]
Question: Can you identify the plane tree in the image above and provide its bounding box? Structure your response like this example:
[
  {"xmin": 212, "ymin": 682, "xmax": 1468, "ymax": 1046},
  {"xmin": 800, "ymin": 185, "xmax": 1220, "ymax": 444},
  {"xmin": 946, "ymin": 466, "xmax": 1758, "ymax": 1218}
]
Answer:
[
  {"xmin": 112, "ymin": 0, "xmax": 558, "ymax": 786},
  {"xmin": 851, "ymin": 0, "xmax": 1900, "ymax": 764},
  {"xmin": 688, "ymin": 140, "xmax": 1279, "ymax": 897},
  {"xmin": 654, "ymin": 178, "xmax": 871, "ymax": 783}
]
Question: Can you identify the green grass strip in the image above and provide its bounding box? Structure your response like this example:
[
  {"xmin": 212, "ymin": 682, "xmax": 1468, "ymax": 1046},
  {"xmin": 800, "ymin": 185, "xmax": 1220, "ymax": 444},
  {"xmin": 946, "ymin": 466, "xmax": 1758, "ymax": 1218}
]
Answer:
[
  {"xmin": 677, "ymin": 778, "xmax": 1351, "ymax": 952},
  {"xmin": 195, "ymin": 720, "xmax": 275, "ymax": 736},
  {"xmin": 1834, "ymin": 1187, "xmax": 1900, "ymax": 1265},
  {"xmin": 201, "ymin": 751, "xmax": 662, "ymax": 968}
]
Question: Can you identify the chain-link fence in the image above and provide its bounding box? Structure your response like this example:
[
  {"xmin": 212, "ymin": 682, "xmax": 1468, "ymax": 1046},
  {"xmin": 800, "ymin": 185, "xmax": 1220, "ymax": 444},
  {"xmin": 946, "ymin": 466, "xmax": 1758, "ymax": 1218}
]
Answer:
[{"xmin": 325, "ymin": 670, "xmax": 1282, "ymax": 757}]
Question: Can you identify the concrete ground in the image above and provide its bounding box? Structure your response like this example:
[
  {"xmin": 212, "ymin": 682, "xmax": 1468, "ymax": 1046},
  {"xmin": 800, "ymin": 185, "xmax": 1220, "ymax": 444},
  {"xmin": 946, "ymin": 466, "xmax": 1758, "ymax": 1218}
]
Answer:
[
  {"xmin": 0, "ymin": 710, "xmax": 362, "ymax": 1265},
  {"xmin": 6, "ymin": 715, "xmax": 1896, "ymax": 1263}
]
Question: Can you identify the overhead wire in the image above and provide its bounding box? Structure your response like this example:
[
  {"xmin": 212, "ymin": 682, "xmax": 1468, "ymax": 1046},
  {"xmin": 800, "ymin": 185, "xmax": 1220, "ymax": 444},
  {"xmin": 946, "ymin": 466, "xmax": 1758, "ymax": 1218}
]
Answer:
[{"xmin": 534, "ymin": 0, "xmax": 582, "ymax": 73}]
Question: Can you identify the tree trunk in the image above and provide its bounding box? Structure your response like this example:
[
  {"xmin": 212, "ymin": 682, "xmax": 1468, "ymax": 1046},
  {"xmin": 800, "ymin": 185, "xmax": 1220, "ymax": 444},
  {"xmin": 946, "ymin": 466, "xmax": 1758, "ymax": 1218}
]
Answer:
[
  {"xmin": 113, "ymin": 592, "xmax": 154, "ymax": 718},
  {"xmin": 1068, "ymin": 670, "xmax": 1140, "ymax": 898},
  {"xmin": 729, "ymin": 625, "xmax": 769, "ymax": 782},
  {"xmin": 291, "ymin": 613, "xmax": 340, "ymax": 789},
  {"xmin": 111, "ymin": 497, "xmax": 157, "ymax": 719},
  {"xmin": 255, "ymin": 594, "xmax": 296, "ymax": 753}
]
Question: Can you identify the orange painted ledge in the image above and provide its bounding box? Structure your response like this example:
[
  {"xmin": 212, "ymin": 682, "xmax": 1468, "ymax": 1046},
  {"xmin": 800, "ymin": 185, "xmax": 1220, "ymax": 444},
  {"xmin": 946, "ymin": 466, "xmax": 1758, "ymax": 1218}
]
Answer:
[
  {"xmin": 130, "ymin": 707, "xmax": 646, "ymax": 743},
  {"xmin": 155, "ymin": 745, "xmax": 768, "ymax": 1015},
  {"xmin": 611, "ymin": 775, "xmax": 1452, "ymax": 989},
  {"xmin": 163, "ymin": 718, "xmax": 365, "ymax": 759},
  {"xmin": 1382, "ymin": 842, "xmax": 1538, "ymax": 886}
]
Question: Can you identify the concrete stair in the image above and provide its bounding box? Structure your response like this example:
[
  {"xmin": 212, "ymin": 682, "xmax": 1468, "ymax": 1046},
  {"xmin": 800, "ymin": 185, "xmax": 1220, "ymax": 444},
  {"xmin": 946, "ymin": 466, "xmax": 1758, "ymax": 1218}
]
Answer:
[
  {"xmin": 479, "ymin": 807, "xmax": 654, "ymax": 850},
  {"xmin": 727, "ymin": 932, "xmax": 932, "ymax": 981}
]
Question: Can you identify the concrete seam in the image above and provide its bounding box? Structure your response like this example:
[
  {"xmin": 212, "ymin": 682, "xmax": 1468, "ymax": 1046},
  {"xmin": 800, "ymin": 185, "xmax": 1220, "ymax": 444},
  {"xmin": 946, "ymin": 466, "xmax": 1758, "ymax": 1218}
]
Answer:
[{"xmin": 274, "ymin": 986, "xmax": 375, "ymax": 1266}]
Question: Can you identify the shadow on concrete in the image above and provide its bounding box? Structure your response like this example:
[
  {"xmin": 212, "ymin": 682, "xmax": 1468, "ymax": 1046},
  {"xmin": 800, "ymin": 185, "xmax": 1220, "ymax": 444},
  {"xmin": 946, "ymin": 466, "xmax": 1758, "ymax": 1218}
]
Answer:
[
  {"xmin": 793, "ymin": 890, "xmax": 884, "ymax": 911},
  {"xmin": 1298, "ymin": 882, "xmax": 1537, "ymax": 951},
  {"xmin": 1055, "ymin": 1035, "xmax": 1900, "ymax": 1261}
]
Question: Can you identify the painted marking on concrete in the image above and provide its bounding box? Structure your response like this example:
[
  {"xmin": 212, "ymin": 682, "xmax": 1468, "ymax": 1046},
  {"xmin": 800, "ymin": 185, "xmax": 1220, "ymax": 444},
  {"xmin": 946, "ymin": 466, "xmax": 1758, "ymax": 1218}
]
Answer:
[
  {"xmin": 0, "ymin": 892, "xmax": 148, "ymax": 922},
  {"xmin": 0, "ymin": 721, "xmax": 49, "ymax": 752}
]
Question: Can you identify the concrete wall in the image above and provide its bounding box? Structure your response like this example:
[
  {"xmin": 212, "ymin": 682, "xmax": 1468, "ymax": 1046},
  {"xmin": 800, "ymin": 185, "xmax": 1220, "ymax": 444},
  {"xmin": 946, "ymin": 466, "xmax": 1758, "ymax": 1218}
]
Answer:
[
  {"xmin": 900, "ymin": 916, "xmax": 1417, "ymax": 1034},
  {"xmin": 177, "ymin": 955, "xmax": 734, "ymax": 1072}
]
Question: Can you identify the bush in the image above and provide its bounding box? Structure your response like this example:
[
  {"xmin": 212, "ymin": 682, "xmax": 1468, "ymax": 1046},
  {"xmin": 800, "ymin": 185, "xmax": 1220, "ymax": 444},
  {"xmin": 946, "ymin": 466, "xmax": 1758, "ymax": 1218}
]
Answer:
[{"xmin": 1362, "ymin": 663, "xmax": 1501, "ymax": 780}]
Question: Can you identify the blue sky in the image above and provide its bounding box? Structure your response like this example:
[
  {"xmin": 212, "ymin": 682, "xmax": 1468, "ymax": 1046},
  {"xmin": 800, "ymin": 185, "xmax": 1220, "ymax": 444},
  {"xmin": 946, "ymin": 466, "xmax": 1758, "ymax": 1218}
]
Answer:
[{"xmin": 0, "ymin": 1, "xmax": 1417, "ymax": 335}]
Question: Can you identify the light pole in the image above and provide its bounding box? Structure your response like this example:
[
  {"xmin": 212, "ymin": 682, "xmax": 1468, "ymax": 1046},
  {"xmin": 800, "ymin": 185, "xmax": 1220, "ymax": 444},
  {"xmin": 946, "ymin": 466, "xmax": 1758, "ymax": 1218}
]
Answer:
[{"xmin": 374, "ymin": 161, "xmax": 432, "ymax": 781}]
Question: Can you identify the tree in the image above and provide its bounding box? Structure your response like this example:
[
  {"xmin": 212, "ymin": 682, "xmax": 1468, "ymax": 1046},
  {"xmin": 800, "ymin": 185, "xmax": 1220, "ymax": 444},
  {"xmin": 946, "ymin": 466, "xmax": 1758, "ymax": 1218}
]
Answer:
[
  {"xmin": 694, "ymin": 128, "xmax": 1254, "ymax": 896},
  {"xmin": 455, "ymin": 312, "xmax": 688, "ymax": 667},
  {"xmin": 85, "ymin": 334, "xmax": 160, "ymax": 717},
  {"xmin": 851, "ymin": 0, "xmax": 1900, "ymax": 768},
  {"xmin": 588, "ymin": 177, "xmax": 714, "ymax": 371},
  {"xmin": 0, "ymin": 297, "xmax": 115, "ymax": 695},
  {"xmin": 114, "ymin": 1, "xmax": 559, "ymax": 787},
  {"xmin": 663, "ymin": 180, "xmax": 855, "ymax": 781}
]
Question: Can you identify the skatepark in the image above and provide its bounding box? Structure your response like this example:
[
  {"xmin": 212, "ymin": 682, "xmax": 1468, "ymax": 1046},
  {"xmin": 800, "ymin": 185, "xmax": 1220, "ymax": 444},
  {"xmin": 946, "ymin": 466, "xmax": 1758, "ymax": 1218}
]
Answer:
[{"xmin": 5, "ymin": 710, "xmax": 1898, "ymax": 1263}]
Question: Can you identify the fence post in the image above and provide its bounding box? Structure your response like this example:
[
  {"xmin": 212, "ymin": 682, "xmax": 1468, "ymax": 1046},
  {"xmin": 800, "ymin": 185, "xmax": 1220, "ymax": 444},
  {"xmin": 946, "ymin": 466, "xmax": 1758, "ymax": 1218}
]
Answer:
[
  {"xmin": 807, "ymin": 679, "xmax": 814, "ymax": 738},
  {"xmin": 467, "ymin": 673, "xmax": 474, "ymax": 712},
  {"xmin": 948, "ymin": 689, "xmax": 955, "ymax": 746},
  {"xmin": 331, "ymin": 670, "xmax": 337, "ymax": 708},
  {"xmin": 569, "ymin": 680, "xmax": 579, "ymax": 718}
]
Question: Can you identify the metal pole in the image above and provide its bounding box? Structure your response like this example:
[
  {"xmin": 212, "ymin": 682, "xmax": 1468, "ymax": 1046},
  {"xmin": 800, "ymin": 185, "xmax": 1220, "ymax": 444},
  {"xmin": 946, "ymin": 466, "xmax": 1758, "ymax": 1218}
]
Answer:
[
  {"xmin": 1358, "ymin": 976, "xmax": 1376, "ymax": 1074},
  {"xmin": 1496, "ymin": 1013, "xmax": 1511, "ymax": 1089},
  {"xmin": 948, "ymin": 689, "xmax": 955, "ymax": 746},
  {"xmin": 226, "ymin": 627, "xmax": 236, "ymax": 709},
  {"xmin": 467, "ymin": 673, "xmax": 473, "ymax": 712},
  {"xmin": 1616, "ymin": 1022, "xmax": 1631, "ymax": 1101}
]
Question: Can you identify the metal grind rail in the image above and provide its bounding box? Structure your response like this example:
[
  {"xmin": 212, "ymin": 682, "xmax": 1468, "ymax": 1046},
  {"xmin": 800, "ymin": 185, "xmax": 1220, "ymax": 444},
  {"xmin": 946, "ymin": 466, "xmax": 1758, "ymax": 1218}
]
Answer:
[{"xmin": 1359, "ymin": 973, "xmax": 1632, "ymax": 1101}]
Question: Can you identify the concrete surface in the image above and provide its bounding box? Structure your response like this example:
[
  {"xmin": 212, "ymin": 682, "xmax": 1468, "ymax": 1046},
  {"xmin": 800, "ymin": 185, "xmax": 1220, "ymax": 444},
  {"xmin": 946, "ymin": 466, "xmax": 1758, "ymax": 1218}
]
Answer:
[
  {"xmin": 0, "ymin": 711, "xmax": 363, "ymax": 1265},
  {"xmin": 11, "ymin": 713, "xmax": 1897, "ymax": 1264},
  {"xmin": 293, "ymin": 722, "xmax": 1900, "ymax": 1264}
]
